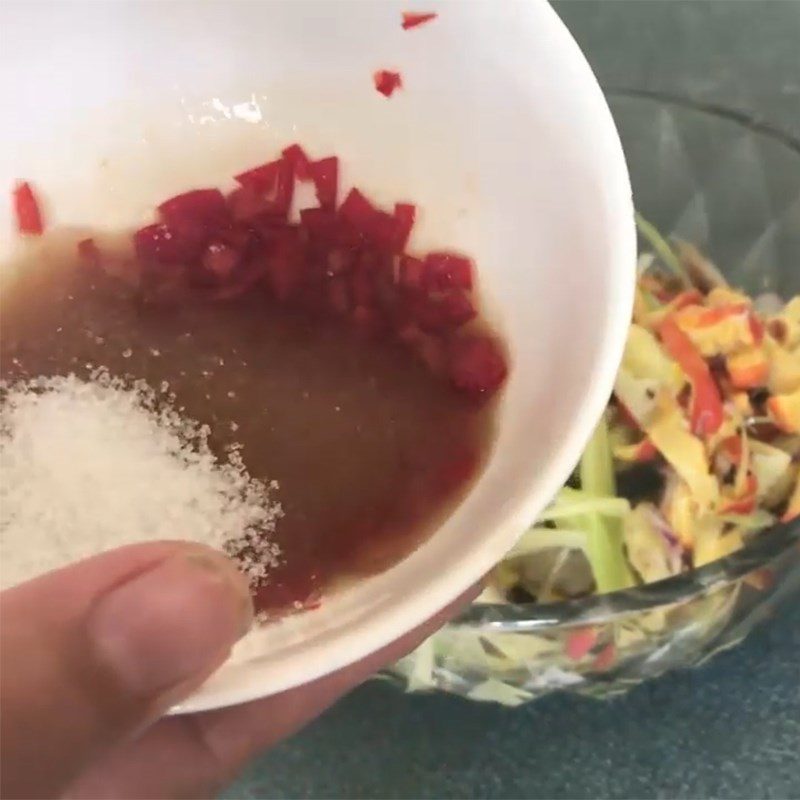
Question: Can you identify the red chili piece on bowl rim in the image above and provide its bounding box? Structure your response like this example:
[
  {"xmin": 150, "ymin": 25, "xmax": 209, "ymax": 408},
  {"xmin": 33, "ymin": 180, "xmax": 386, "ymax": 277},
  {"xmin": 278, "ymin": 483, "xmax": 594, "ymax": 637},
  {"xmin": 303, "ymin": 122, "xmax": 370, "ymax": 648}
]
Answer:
[
  {"xmin": 373, "ymin": 70, "xmax": 403, "ymax": 98},
  {"xmin": 13, "ymin": 181, "xmax": 44, "ymax": 236},
  {"xmin": 401, "ymin": 11, "xmax": 438, "ymax": 30}
]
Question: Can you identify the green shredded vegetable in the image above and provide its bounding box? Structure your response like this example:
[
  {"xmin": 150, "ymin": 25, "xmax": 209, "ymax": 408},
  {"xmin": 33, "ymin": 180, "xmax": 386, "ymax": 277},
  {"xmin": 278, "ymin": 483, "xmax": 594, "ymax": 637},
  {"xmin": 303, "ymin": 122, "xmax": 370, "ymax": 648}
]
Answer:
[
  {"xmin": 576, "ymin": 414, "xmax": 635, "ymax": 593},
  {"xmin": 634, "ymin": 212, "xmax": 691, "ymax": 288},
  {"xmin": 718, "ymin": 510, "xmax": 777, "ymax": 532},
  {"xmin": 538, "ymin": 494, "xmax": 630, "ymax": 521},
  {"xmin": 505, "ymin": 527, "xmax": 588, "ymax": 559}
]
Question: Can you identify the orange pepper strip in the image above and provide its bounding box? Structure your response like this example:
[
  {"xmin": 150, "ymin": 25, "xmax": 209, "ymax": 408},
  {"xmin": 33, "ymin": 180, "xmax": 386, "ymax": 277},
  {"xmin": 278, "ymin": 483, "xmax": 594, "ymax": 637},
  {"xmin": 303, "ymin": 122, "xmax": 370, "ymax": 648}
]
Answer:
[
  {"xmin": 726, "ymin": 347, "xmax": 769, "ymax": 389},
  {"xmin": 670, "ymin": 290, "xmax": 705, "ymax": 312},
  {"xmin": 720, "ymin": 473, "xmax": 758, "ymax": 514},
  {"xmin": 691, "ymin": 303, "xmax": 749, "ymax": 327},
  {"xmin": 719, "ymin": 435, "xmax": 743, "ymax": 465}
]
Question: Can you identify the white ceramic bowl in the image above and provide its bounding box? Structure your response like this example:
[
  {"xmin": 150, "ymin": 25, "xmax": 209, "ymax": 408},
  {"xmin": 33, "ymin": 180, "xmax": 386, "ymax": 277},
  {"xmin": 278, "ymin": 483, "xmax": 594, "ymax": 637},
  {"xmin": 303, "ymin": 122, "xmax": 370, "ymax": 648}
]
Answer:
[{"xmin": 0, "ymin": 0, "xmax": 634, "ymax": 711}]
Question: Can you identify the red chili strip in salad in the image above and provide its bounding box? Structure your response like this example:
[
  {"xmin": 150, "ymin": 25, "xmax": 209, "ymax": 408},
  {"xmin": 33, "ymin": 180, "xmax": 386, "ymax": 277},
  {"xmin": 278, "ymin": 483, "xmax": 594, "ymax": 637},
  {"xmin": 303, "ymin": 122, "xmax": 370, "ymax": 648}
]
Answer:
[{"xmin": 659, "ymin": 316, "xmax": 724, "ymax": 437}]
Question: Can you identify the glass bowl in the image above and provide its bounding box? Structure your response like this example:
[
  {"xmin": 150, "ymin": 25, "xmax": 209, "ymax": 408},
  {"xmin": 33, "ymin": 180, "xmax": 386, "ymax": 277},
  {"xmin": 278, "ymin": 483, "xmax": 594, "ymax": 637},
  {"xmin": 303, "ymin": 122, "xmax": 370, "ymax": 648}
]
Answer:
[{"xmin": 384, "ymin": 93, "xmax": 800, "ymax": 705}]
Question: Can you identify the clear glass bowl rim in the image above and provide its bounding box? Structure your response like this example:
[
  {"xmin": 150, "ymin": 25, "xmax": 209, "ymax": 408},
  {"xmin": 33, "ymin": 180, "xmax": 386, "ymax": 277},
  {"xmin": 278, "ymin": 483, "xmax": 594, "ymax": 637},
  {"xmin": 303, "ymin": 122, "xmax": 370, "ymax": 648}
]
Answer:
[
  {"xmin": 451, "ymin": 90, "xmax": 800, "ymax": 636},
  {"xmin": 452, "ymin": 518, "xmax": 799, "ymax": 632}
]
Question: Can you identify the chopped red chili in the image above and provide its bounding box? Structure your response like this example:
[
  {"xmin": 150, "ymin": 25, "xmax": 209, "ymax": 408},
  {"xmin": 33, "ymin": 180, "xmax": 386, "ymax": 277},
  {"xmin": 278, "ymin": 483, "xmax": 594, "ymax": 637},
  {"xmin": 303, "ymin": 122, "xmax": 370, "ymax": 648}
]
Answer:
[
  {"xmin": 424, "ymin": 253, "xmax": 474, "ymax": 291},
  {"xmin": 308, "ymin": 157, "xmax": 339, "ymax": 209},
  {"xmin": 373, "ymin": 70, "xmax": 403, "ymax": 98},
  {"xmin": 447, "ymin": 335, "xmax": 508, "ymax": 401},
  {"xmin": 127, "ymin": 144, "xmax": 507, "ymax": 401},
  {"xmin": 282, "ymin": 144, "xmax": 312, "ymax": 181},
  {"xmin": 401, "ymin": 11, "xmax": 438, "ymax": 29},
  {"xmin": 13, "ymin": 181, "xmax": 44, "ymax": 236},
  {"xmin": 77, "ymin": 238, "xmax": 101, "ymax": 267}
]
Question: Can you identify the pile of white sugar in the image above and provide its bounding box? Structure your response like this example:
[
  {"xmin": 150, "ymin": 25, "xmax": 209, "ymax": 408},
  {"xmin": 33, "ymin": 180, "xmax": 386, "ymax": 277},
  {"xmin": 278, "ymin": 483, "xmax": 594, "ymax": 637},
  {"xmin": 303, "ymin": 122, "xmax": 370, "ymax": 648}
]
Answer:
[{"xmin": 0, "ymin": 369, "xmax": 282, "ymax": 590}]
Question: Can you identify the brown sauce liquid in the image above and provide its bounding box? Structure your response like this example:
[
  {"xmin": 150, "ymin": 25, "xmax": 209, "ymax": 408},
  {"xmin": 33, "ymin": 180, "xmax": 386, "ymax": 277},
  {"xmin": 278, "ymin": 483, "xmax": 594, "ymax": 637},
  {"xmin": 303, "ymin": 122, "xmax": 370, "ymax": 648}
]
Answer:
[{"xmin": 0, "ymin": 241, "xmax": 497, "ymax": 613}]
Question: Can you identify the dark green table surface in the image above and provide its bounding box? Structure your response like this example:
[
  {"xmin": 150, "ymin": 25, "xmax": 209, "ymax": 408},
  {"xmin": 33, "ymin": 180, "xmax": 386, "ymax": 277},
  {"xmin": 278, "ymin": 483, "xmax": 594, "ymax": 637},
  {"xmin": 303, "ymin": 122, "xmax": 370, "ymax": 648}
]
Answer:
[
  {"xmin": 227, "ymin": 3, "xmax": 800, "ymax": 797},
  {"xmin": 232, "ymin": 607, "xmax": 800, "ymax": 799}
]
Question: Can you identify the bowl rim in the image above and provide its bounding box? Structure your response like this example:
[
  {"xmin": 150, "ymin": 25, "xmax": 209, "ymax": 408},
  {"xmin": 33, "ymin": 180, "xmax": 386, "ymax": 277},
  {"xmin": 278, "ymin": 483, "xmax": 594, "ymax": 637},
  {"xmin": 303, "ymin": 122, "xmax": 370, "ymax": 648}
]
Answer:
[{"xmin": 452, "ymin": 518, "xmax": 799, "ymax": 632}]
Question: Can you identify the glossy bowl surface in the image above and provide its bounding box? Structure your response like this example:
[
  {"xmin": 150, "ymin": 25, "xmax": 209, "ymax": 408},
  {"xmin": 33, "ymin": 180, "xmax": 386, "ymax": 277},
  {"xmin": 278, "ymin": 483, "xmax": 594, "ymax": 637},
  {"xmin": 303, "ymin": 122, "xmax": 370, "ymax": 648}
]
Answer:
[{"xmin": 0, "ymin": 1, "xmax": 634, "ymax": 711}]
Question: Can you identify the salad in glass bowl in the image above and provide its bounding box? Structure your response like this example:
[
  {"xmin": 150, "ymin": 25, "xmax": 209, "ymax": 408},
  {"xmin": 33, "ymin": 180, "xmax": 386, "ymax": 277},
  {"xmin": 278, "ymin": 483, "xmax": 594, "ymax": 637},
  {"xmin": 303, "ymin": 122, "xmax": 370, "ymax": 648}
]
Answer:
[{"xmin": 385, "ymin": 95, "xmax": 800, "ymax": 704}]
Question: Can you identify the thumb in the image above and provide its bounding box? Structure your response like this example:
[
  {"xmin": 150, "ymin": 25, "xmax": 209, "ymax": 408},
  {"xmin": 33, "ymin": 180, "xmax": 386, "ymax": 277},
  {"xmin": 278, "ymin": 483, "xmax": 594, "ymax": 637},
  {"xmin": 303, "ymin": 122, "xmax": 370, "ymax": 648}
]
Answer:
[{"xmin": 0, "ymin": 542, "xmax": 253, "ymax": 799}]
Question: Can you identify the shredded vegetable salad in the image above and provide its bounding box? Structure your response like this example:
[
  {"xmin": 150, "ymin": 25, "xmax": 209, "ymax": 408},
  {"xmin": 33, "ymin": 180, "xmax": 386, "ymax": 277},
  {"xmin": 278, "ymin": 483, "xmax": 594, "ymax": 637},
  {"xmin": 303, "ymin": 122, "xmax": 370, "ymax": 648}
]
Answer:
[
  {"xmin": 482, "ymin": 217, "xmax": 799, "ymax": 607},
  {"xmin": 391, "ymin": 220, "xmax": 799, "ymax": 705}
]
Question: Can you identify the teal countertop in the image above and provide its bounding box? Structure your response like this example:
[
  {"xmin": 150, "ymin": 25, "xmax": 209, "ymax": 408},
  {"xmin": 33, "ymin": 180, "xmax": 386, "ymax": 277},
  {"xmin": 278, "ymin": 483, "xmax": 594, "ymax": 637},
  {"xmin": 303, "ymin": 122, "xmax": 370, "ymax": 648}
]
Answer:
[{"xmin": 229, "ymin": 607, "xmax": 799, "ymax": 798}]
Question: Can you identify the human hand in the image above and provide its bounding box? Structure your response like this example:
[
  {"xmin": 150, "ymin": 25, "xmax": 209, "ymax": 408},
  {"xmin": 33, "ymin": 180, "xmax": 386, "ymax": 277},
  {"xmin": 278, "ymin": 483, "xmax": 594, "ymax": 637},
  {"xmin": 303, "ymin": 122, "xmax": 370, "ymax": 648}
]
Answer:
[{"xmin": 1, "ymin": 542, "xmax": 467, "ymax": 799}]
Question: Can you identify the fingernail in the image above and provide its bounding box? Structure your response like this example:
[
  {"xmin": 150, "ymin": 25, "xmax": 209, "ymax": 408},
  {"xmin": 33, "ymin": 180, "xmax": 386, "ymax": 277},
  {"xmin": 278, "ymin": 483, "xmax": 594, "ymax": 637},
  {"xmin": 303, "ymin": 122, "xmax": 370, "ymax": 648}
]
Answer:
[{"xmin": 88, "ymin": 550, "xmax": 253, "ymax": 698}]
